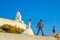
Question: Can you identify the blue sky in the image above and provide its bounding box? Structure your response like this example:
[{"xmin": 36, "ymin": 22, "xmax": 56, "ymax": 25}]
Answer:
[{"xmin": 0, "ymin": 0, "xmax": 60, "ymax": 35}]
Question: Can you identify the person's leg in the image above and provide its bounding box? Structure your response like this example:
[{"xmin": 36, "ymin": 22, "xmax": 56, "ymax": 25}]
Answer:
[
  {"xmin": 37, "ymin": 28, "xmax": 40, "ymax": 35},
  {"xmin": 41, "ymin": 29, "xmax": 44, "ymax": 36}
]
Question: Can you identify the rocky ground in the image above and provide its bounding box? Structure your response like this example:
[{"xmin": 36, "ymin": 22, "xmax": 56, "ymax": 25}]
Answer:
[{"xmin": 0, "ymin": 32, "xmax": 58, "ymax": 40}]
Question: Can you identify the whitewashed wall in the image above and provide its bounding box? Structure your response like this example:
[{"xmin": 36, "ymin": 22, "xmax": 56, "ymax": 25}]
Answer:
[{"xmin": 0, "ymin": 18, "xmax": 26, "ymax": 30}]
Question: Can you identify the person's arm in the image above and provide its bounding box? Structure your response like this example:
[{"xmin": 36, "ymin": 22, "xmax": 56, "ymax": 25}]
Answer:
[
  {"xmin": 37, "ymin": 22, "xmax": 39, "ymax": 28},
  {"xmin": 42, "ymin": 23, "xmax": 44, "ymax": 27}
]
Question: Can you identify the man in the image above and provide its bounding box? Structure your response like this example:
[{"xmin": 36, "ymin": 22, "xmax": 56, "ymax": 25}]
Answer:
[{"xmin": 37, "ymin": 19, "xmax": 44, "ymax": 36}]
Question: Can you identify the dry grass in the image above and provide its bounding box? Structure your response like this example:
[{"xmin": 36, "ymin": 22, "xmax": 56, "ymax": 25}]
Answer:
[
  {"xmin": 54, "ymin": 34, "xmax": 60, "ymax": 40},
  {"xmin": 0, "ymin": 24, "xmax": 24, "ymax": 34}
]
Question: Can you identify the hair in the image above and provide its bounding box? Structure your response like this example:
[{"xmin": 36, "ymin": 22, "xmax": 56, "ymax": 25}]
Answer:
[
  {"xmin": 40, "ymin": 19, "xmax": 42, "ymax": 21},
  {"xmin": 29, "ymin": 19, "xmax": 31, "ymax": 21}
]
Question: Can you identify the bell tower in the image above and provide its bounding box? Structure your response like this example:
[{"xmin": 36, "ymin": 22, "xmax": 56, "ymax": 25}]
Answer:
[{"xmin": 16, "ymin": 11, "xmax": 21, "ymax": 22}]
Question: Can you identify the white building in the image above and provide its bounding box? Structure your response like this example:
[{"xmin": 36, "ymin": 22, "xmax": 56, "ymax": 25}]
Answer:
[
  {"xmin": 0, "ymin": 11, "xmax": 26, "ymax": 30},
  {"xmin": 0, "ymin": 11, "xmax": 34, "ymax": 35}
]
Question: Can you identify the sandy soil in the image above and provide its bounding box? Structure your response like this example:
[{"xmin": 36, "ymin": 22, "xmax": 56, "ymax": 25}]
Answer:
[{"xmin": 0, "ymin": 33, "xmax": 57, "ymax": 40}]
